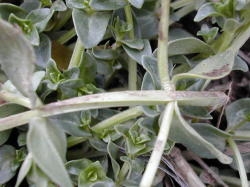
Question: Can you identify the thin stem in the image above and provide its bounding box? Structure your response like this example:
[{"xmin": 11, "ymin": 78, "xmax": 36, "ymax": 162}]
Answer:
[
  {"xmin": 140, "ymin": 101, "xmax": 175, "ymax": 187},
  {"xmin": 0, "ymin": 90, "xmax": 31, "ymax": 108},
  {"xmin": 67, "ymin": 136, "xmax": 87, "ymax": 148},
  {"xmin": 57, "ymin": 28, "xmax": 76, "ymax": 45},
  {"xmin": 0, "ymin": 90, "xmax": 228, "ymax": 131},
  {"xmin": 124, "ymin": 5, "xmax": 137, "ymax": 90},
  {"xmin": 92, "ymin": 106, "xmax": 144, "ymax": 133},
  {"xmin": 68, "ymin": 38, "xmax": 84, "ymax": 69},
  {"xmin": 227, "ymin": 138, "xmax": 248, "ymax": 187},
  {"xmin": 232, "ymin": 131, "xmax": 250, "ymax": 141},
  {"xmin": 157, "ymin": 0, "xmax": 171, "ymax": 90}
]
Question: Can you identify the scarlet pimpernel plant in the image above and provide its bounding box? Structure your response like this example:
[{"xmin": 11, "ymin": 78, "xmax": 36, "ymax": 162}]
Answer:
[{"xmin": 0, "ymin": 0, "xmax": 250, "ymax": 186}]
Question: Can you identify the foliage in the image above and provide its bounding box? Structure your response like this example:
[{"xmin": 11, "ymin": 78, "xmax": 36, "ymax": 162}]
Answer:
[{"xmin": 0, "ymin": 0, "xmax": 250, "ymax": 186}]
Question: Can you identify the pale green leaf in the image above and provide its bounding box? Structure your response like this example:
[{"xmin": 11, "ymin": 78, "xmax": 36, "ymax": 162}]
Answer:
[
  {"xmin": 27, "ymin": 117, "xmax": 72, "ymax": 187},
  {"xmin": 128, "ymin": 0, "xmax": 144, "ymax": 8},
  {"xmin": 169, "ymin": 103, "xmax": 232, "ymax": 164},
  {"xmin": 73, "ymin": 9, "xmax": 111, "ymax": 48},
  {"xmin": 90, "ymin": 0, "xmax": 127, "ymax": 10},
  {"xmin": 0, "ymin": 19, "xmax": 37, "ymax": 103}
]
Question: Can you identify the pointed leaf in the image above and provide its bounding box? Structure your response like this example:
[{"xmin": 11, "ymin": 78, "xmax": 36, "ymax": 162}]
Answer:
[
  {"xmin": 73, "ymin": 9, "xmax": 111, "ymax": 48},
  {"xmin": 173, "ymin": 48, "xmax": 236, "ymax": 82},
  {"xmin": 0, "ymin": 19, "xmax": 37, "ymax": 103},
  {"xmin": 90, "ymin": 0, "xmax": 127, "ymax": 10},
  {"xmin": 27, "ymin": 117, "xmax": 72, "ymax": 187},
  {"xmin": 128, "ymin": 0, "xmax": 144, "ymax": 8},
  {"xmin": 169, "ymin": 103, "xmax": 232, "ymax": 164}
]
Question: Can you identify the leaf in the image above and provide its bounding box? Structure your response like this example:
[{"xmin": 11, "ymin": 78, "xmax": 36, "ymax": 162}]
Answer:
[
  {"xmin": 121, "ymin": 39, "xmax": 144, "ymax": 50},
  {"xmin": 27, "ymin": 117, "xmax": 73, "ymax": 187},
  {"xmin": 0, "ymin": 145, "xmax": 16, "ymax": 184},
  {"xmin": 226, "ymin": 98, "xmax": 250, "ymax": 131},
  {"xmin": 34, "ymin": 33, "xmax": 51, "ymax": 68},
  {"xmin": 173, "ymin": 48, "xmax": 236, "ymax": 82},
  {"xmin": 233, "ymin": 55, "xmax": 249, "ymax": 72},
  {"xmin": 0, "ymin": 19, "xmax": 37, "ymax": 104},
  {"xmin": 0, "ymin": 130, "xmax": 11, "ymax": 146},
  {"xmin": 90, "ymin": 0, "xmax": 127, "ymax": 10},
  {"xmin": 122, "ymin": 39, "xmax": 152, "ymax": 64},
  {"xmin": 107, "ymin": 141, "xmax": 120, "ymax": 180},
  {"xmin": 9, "ymin": 13, "xmax": 39, "ymax": 45},
  {"xmin": 194, "ymin": 2, "xmax": 223, "ymax": 22},
  {"xmin": 128, "ymin": 0, "xmax": 144, "ymax": 9},
  {"xmin": 49, "ymin": 111, "xmax": 92, "ymax": 137},
  {"xmin": 66, "ymin": 0, "xmax": 89, "ymax": 9},
  {"xmin": 51, "ymin": 0, "xmax": 67, "ymax": 11},
  {"xmin": 73, "ymin": 9, "xmax": 111, "ymax": 48},
  {"xmin": 168, "ymin": 37, "xmax": 214, "ymax": 56},
  {"xmin": 169, "ymin": 103, "xmax": 232, "ymax": 164},
  {"xmin": 15, "ymin": 153, "xmax": 33, "ymax": 187},
  {"xmin": 0, "ymin": 3, "xmax": 27, "ymax": 20},
  {"xmin": 92, "ymin": 48, "xmax": 118, "ymax": 60}
]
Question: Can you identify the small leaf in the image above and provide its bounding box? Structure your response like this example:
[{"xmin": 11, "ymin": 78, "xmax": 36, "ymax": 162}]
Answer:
[
  {"xmin": 0, "ymin": 145, "xmax": 16, "ymax": 184},
  {"xmin": 0, "ymin": 19, "xmax": 37, "ymax": 104},
  {"xmin": 107, "ymin": 141, "xmax": 120, "ymax": 180},
  {"xmin": 233, "ymin": 55, "xmax": 249, "ymax": 72},
  {"xmin": 169, "ymin": 103, "xmax": 232, "ymax": 164},
  {"xmin": 49, "ymin": 112, "xmax": 92, "ymax": 137},
  {"xmin": 34, "ymin": 33, "xmax": 51, "ymax": 68},
  {"xmin": 194, "ymin": 2, "xmax": 223, "ymax": 22},
  {"xmin": 121, "ymin": 39, "xmax": 144, "ymax": 50},
  {"xmin": 168, "ymin": 37, "xmax": 214, "ymax": 56},
  {"xmin": 15, "ymin": 153, "xmax": 33, "ymax": 187},
  {"xmin": 90, "ymin": 0, "xmax": 127, "ymax": 10},
  {"xmin": 73, "ymin": 9, "xmax": 111, "ymax": 48},
  {"xmin": 226, "ymin": 98, "xmax": 250, "ymax": 132},
  {"xmin": 66, "ymin": 0, "xmax": 89, "ymax": 9},
  {"xmin": 173, "ymin": 48, "xmax": 236, "ymax": 82},
  {"xmin": 122, "ymin": 39, "xmax": 152, "ymax": 64},
  {"xmin": 0, "ymin": 3, "xmax": 27, "ymax": 20},
  {"xmin": 27, "ymin": 117, "xmax": 73, "ymax": 187},
  {"xmin": 128, "ymin": 0, "xmax": 144, "ymax": 9},
  {"xmin": 92, "ymin": 48, "xmax": 118, "ymax": 60}
]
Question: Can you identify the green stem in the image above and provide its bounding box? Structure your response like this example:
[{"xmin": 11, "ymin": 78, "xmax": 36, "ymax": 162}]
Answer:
[
  {"xmin": 0, "ymin": 90, "xmax": 31, "ymax": 108},
  {"xmin": 0, "ymin": 91, "xmax": 227, "ymax": 131},
  {"xmin": 140, "ymin": 102, "xmax": 175, "ymax": 187},
  {"xmin": 227, "ymin": 138, "xmax": 248, "ymax": 187},
  {"xmin": 157, "ymin": 0, "xmax": 172, "ymax": 90},
  {"xmin": 67, "ymin": 136, "xmax": 87, "ymax": 148},
  {"xmin": 92, "ymin": 106, "xmax": 144, "ymax": 133},
  {"xmin": 68, "ymin": 38, "xmax": 84, "ymax": 69},
  {"xmin": 57, "ymin": 28, "xmax": 76, "ymax": 45},
  {"xmin": 232, "ymin": 131, "xmax": 250, "ymax": 141},
  {"xmin": 124, "ymin": 5, "xmax": 137, "ymax": 90}
]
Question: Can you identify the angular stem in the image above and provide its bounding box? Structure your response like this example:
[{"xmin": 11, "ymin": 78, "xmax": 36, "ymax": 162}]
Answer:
[
  {"xmin": 68, "ymin": 38, "xmax": 84, "ymax": 69},
  {"xmin": 140, "ymin": 101, "xmax": 175, "ymax": 187},
  {"xmin": 124, "ymin": 5, "xmax": 137, "ymax": 90}
]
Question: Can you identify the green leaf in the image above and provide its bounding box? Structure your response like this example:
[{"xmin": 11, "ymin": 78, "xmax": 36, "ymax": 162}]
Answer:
[
  {"xmin": 92, "ymin": 48, "xmax": 118, "ymax": 60},
  {"xmin": 34, "ymin": 34, "xmax": 51, "ymax": 68},
  {"xmin": 121, "ymin": 39, "xmax": 144, "ymax": 50},
  {"xmin": 0, "ymin": 130, "xmax": 11, "ymax": 146},
  {"xmin": 90, "ymin": 0, "xmax": 127, "ymax": 10},
  {"xmin": 26, "ymin": 8, "xmax": 53, "ymax": 32},
  {"xmin": 194, "ymin": 2, "xmax": 223, "ymax": 22},
  {"xmin": 128, "ymin": 0, "xmax": 144, "ymax": 9},
  {"xmin": 15, "ymin": 153, "xmax": 33, "ymax": 187},
  {"xmin": 197, "ymin": 25, "xmax": 219, "ymax": 43},
  {"xmin": 0, "ymin": 145, "xmax": 16, "ymax": 184},
  {"xmin": 169, "ymin": 103, "xmax": 232, "ymax": 164},
  {"xmin": 66, "ymin": 0, "xmax": 90, "ymax": 9},
  {"xmin": 78, "ymin": 161, "xmax": 114, "ymax": 187},
  {"xmin": 66, "ymin": 158, "xmax": 93, "ymax": 185},
  {"xmin": 0, "ymin": 19, "xmax": 37, "ymax": 104},
  {"xmin": 107, "ymin": 141, "xmax": 120, "ymax": 180},
  {"xmin": 51, "ymin": 0, "xmax": 67, "ymax": 11},
  {"xmin": 0, "ymin": 3, "xmax": 27, "ymax": 20},
  {"xmin": 9, "ymin": 13, "xmax": 39, "ymax": 45},
  {"xmin": 173, "ymin": 48, "xmax": 236, "ymax": 82},
  {"xmin": 122, "ymin": 39, "xmax": 152, "ymax": 64},
  {"xmin": 226, "ymin": 98, "xmax": 250, "ymax": 132},
  {"xmin": 21, "ymin": 0, "xmax": 40, "ymax": 12},
  {"xmin": 233, "ymin": 55, "xmax": 249, "ymax": 72},
  {"xmin": 168, "ymin": 37, "xmax": 214, "ymax": 56},
  {"xmin": 49, "ymin": 111, "xmax": 92, "ymax": 137},
  {"xmin": 27, "ymin": 117, "xmax": 73, "ymax": 187},
  {"xmin": 73, "ymin": 9, "xmax": 111, "ymax": 48},
  {"xmin": 180, "ymin": 106, "xmax": 212, "ymax": 119}
]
